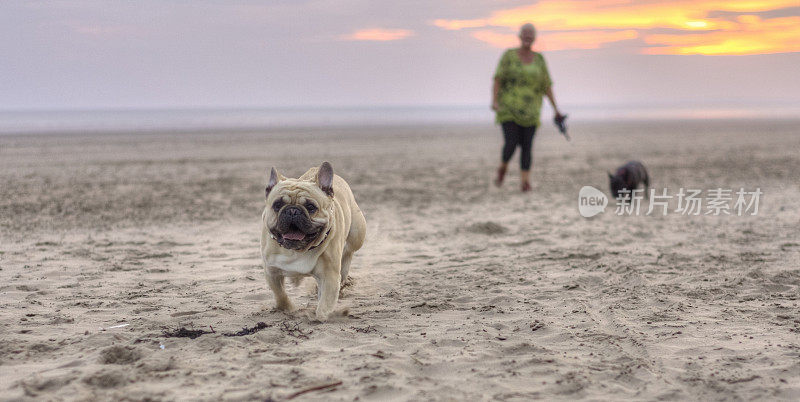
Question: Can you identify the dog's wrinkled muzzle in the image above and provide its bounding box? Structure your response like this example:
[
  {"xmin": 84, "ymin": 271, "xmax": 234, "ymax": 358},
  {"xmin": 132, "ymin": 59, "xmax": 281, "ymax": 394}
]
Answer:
[{"xmin": 271, "ymin": 206, "xmax": 324, "ymax": 249}]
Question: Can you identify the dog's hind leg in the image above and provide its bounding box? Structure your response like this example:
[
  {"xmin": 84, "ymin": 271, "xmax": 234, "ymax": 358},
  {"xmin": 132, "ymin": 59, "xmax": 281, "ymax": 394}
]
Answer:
[
  {"xmin": 267, "ymin": 267, "xmax": 294, "ymax": 312},
  {"xmin": 340, "ymin": 209, "xmax": 365, "ymax": 289},
  {"xmin": 340, "ymin": 245, "xmax": 353, "ymax": 286}
]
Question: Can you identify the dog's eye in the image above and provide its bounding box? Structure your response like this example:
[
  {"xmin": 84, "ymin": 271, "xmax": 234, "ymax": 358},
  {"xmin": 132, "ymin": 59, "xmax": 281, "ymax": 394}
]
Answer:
[
  {"xmin": 305, "ymin": 203, "xmax": 317, "ymax": 214},
  {"xmin": 272, "ymin": 200, "xmax": 284, "ymax": 211}
]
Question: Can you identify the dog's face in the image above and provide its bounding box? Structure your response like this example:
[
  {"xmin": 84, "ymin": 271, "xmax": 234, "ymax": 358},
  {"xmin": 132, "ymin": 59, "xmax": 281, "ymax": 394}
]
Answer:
[
  {"xmin": 264, "ymin": 163, "xmax": 335, "ymax": 251},
  {"xmin": 608, "ymin": 172, "xmax": 625, "ymax": 199}
]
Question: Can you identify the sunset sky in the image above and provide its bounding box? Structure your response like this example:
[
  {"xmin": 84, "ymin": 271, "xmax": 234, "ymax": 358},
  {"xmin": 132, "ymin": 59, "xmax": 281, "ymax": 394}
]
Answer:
[{"xmin": 2, "ymin": 0, "xmax": 798, "ymax": 110}]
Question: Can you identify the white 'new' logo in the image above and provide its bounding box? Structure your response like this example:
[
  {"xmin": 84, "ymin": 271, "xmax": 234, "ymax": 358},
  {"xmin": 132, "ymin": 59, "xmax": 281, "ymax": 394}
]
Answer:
[{"xmin": 578, "ymin": 186, "xmax": 608, "ymax": 218}]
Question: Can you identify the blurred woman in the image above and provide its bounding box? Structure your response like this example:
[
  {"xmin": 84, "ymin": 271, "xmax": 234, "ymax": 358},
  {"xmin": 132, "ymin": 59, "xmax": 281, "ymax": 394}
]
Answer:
[{"xmin": 492, "ymin": 23, "xmax": 565, "ymax": 192}]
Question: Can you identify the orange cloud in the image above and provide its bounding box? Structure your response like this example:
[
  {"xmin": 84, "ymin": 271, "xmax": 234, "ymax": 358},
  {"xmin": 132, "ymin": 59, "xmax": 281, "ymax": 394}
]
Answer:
[
  {"xmin": 342, "ymin": 28, "xmax": 413, "ymax": 41},
  {"xmin": 643, "ymin": 16, "xmax": 800, "ymax": 55},
  {"xmin": 469, "ymin": 30, "xmax": 516, "ymax": 49},
  {"xmin": 433, "ymin": 18, "xmax": 488, "ymax": 30},
  {"xmin": 472, "ymin": 29, "xmax": 638, "ymax": 51},
  {"xmin": 434, "ymin": 0, "xmax": 800, "ymax": 55}
]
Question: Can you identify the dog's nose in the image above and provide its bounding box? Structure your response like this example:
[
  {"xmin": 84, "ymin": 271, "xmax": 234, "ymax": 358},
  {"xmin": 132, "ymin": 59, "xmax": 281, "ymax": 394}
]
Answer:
[{"xmin": 284, "ymin": 206, "xmax": 303, "ymax": 217}]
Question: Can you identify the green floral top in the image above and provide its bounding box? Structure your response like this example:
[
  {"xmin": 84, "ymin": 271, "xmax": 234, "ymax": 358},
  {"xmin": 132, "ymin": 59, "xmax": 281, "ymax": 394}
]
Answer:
[{"xmin": 494, "ymin": 49, "xmax": 552, "ymax": 127}]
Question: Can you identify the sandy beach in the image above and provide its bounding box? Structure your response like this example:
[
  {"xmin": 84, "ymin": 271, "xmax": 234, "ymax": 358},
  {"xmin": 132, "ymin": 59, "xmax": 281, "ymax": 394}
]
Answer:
[{"xmin": 1, "ymin": 119, "xmax": 799, "ymax": 401}]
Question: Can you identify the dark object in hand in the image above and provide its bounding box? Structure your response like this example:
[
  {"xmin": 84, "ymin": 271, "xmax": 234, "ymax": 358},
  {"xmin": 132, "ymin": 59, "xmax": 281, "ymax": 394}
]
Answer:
[{"xmin": 554, "ymin": 114, "xmax": 570, "ymax": 141}]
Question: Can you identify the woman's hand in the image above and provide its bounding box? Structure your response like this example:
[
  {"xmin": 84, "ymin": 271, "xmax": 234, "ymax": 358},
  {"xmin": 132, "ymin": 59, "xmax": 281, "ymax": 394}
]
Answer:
[{"xmin": 545, "ymin": 87, "xmax": 563, "ymax": 120}]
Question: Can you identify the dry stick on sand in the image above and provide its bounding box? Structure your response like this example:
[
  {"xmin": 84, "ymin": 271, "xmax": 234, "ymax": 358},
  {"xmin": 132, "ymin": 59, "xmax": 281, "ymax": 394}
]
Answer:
[{"xmin": 285, "ymin": 380, "xmax": 343, "ymax": 400}]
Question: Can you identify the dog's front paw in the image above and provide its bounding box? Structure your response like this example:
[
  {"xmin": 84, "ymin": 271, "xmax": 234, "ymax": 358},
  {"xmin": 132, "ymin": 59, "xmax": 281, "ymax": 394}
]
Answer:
[
  {"xmin": 273, "ymin": 298, "xmax": 296, "ymax": 313},
  {"xmin": 294, "ymin": 308, "xmax": 319, "ymax": 322},
  {"xmin": 314, "ymin": 309, "xmax": 332, "ymax": 322},
  {"xmin": 311, "ymin": 307, "xmax": 349, "ymax": 322}
]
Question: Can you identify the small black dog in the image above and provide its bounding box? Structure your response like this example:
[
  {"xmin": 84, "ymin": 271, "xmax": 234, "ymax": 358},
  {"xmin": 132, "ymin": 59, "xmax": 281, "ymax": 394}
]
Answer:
[{"xmin": 608, "ymin": 161, "xmax": 649, "ymax": 199}]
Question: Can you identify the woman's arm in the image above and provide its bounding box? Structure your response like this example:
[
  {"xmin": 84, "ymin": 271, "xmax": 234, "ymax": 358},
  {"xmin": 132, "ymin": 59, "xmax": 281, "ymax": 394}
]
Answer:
[
  {"xmin": 545, "ymin": 86, "xmax": 563, "ymax": 118},
  {"xmin": 492, "ymin": 50, "xmax": 508, "ymax": 111},
  {"xmin": 492, "ymin": 77, "xmax": 501, "ymax": 111}
]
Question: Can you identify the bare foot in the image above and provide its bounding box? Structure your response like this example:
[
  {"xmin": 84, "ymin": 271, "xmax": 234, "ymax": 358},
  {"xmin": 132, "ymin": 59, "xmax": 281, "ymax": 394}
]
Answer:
[{"xmin": 494, "ymin": 166, "xmax": 507, "ymax": 187}]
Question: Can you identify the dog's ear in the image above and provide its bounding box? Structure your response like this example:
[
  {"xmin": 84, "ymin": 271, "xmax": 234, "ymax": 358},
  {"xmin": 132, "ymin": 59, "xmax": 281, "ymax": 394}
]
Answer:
[
  {"xmin": 316, "ymin": 161, "xmax": 334, "ymax": 197},
  {"xmin": 266, "ymin": 167, "xmax": 281, "ymax": 198}
]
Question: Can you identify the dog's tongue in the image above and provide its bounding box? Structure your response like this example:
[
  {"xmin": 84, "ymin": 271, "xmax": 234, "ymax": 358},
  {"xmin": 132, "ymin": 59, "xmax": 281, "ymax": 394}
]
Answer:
[{"xmin": 283, "ymin": 231, "xmax": 306, "ymax": 241}]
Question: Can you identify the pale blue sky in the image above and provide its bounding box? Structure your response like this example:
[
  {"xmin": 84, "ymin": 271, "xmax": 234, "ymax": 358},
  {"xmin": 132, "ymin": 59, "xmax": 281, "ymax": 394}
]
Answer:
[{"xmin": 1, "ymin": 0, "xmax": 798, "ymax": 110}]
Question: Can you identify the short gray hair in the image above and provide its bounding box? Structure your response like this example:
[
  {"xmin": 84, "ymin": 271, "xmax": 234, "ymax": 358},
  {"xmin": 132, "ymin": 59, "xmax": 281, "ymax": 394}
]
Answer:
[{"xmin": 520, "ymin": 23, "xmax": 536, "ymax": 35}]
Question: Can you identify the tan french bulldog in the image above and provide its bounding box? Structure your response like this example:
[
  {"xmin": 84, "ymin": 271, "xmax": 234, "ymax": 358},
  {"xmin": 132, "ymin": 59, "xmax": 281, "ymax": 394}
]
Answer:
[{"xmin": 260, "ymin": 162, "xmax": 366, "ymax": 321}]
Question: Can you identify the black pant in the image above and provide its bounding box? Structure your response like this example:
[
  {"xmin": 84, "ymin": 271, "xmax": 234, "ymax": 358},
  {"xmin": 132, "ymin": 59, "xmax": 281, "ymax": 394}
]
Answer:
[{"xmin": 501, "ymin": 121, "xmax": 537, "ymax": 170}]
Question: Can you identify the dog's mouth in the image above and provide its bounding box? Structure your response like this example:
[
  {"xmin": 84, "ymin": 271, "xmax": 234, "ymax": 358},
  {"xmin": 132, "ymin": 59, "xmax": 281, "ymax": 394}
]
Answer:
[
  {"xmin": 271, "ymin": 224, "xmax": 322, "ymax": 250},
  {"xmin": 281, "ymin": 229, "xmax": 307, "ymax": 241}
]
